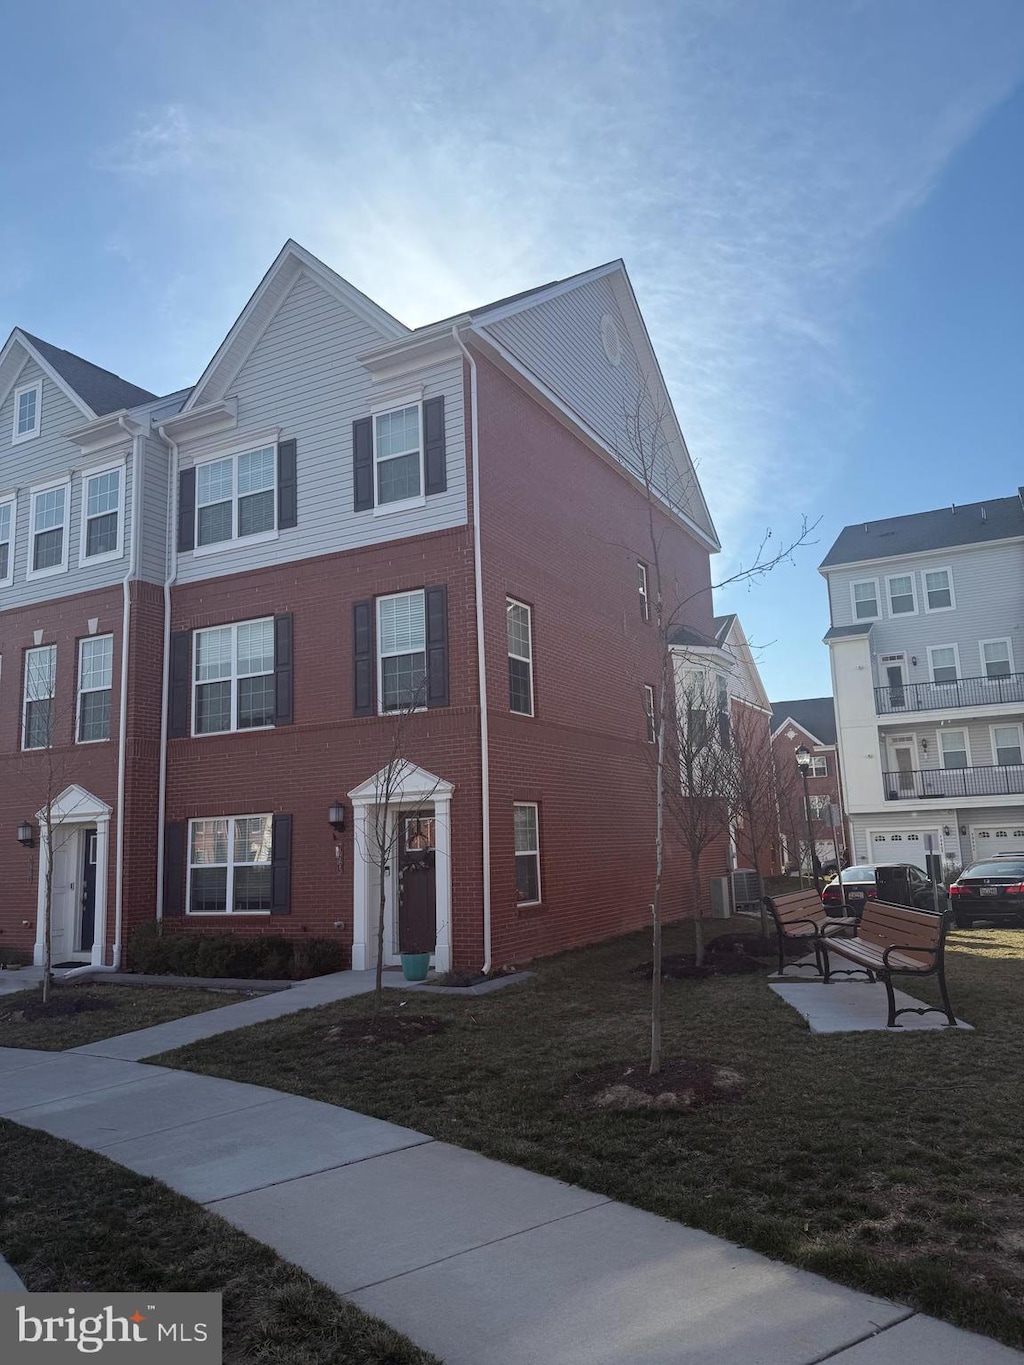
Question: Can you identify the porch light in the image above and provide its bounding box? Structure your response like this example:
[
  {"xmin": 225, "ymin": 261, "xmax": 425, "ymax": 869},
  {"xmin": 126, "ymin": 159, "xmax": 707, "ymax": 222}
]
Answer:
[
  {"xmin": 17, "ymin": 821, "xmax": 34, "ymax": 847},
  {"xmin": 328, "ymin": 802, "xmax": 346, "ymax": 832},
  {"xmin": 794, "ymin": 744, "xmax": 810, "ymax": 769}
]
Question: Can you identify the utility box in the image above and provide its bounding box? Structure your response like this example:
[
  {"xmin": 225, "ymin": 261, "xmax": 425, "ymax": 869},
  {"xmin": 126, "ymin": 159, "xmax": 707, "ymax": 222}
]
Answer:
[
  {"xmin": 708, "ymin": 876, "xmax": 732, "ymax": 919},
  {"xmin": 875, "ymin": 864, "xmax": 914, "ymax": 907},
  {"xmin": 925, "ymin": 852, "xmax": 944, "ymax": 888},
  {"xmin": 731, "ymin": 868, "xmax": 762, "ymax": 915}
]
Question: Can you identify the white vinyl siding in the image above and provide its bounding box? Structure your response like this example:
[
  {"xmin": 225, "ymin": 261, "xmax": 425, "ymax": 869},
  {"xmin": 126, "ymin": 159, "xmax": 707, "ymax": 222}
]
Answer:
[
  {"xmin": 12, "ymin": 380, "xmax": 42, "ymax": 443},
  {"xmin": 188, "ymin": 815, "xmax": 273, "ymax": 914},
  {"xmin": 851, "ymin": 579, "xmax": 880, "ymax": 621},
  {"xmin": 514, "ymin": 803, "xmax": 541, "ymax": 905},
  {"xmin": 77, "ymin": 635, "xmax": 114, "ymax": 743},
  {"xmin": 377, "ymin": 590, "xmax": 426, "ymax": 713},
  {"xmin": 193, "ymin": 618, "xmax": 275, "ymax": 734},
  {"xmin": 23, "ymin": 644, "xmax": 56, "ymax": 750}
]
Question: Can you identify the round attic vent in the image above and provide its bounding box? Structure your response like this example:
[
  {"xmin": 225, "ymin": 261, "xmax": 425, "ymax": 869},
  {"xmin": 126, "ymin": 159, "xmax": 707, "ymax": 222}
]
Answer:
[{"xmin": 600, "ymin": 314, "xmax": 622, "ymax": 367}]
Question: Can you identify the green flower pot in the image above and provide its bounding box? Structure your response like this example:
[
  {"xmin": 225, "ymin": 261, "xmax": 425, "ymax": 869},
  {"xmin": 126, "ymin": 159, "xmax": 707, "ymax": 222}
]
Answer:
[{"xmin": 401, "ymin": 952, "xmax": 431, "ymax": 982}]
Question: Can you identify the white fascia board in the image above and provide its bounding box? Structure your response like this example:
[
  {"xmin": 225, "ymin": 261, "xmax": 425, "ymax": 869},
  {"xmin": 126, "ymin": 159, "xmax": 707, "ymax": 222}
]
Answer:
[
  {"xmin": 359, "ymin": 324, "xmax": 467, "ymax": 384},
  {"xmin": 0, "ymin": 330, "xmax": 96, "ymax": 420},
  {"xmin": 65, "ymin": 410, "xmax": 145, "ymax": 456},
  {"xmin": 468, "ymin": 261, "xmax": 623, "ymax": 327},
  {"xmin": 157, "ymin": 397, "xmax": 239, "ymax": 443},
  {"xmin": 818, "ymin": 535, "xmax": 1024, "ymax": 575},
  {"xmin": 769, "ymin": 716, "xmax": 828, "ymax": 747}
]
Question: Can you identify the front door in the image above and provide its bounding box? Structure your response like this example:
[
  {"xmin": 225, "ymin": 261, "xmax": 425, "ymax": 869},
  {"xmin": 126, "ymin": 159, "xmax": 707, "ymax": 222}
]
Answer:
[
  {"xmin": 397, "ymin": 811, "xmax": 436, "ymax": 955},
  {"xmin": 884, "ymin": 658, "xmax": 906, "ymax": 709},
  {"xmin": 49, "ymin": 827, "xmax": 80, "ymax": 963},
  {"xmin": 886, "ymin": 738, "xmax": 917, "ymax": 796},
  {"xmin": 79, "ymin": 828, "xmax": 98, "ymax": 953}
]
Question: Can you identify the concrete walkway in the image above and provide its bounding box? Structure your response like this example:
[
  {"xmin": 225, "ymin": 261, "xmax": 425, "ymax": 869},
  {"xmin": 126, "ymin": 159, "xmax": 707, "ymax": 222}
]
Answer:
[
  {"xmin": 770, "ymin": 980, "xmax": 973, "ymax": 1033},
  {"xmin": 1, "ymin": 1044, "xmax": 1019, "ymax": 1364}
]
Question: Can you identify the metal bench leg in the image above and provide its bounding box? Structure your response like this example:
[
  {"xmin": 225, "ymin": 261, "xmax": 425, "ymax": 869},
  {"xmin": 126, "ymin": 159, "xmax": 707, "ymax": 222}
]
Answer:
[
  {"xmin": 937, "ymin": 963, "xmax": 957, "ymax": 1028},
  {"xmin": 820, "ymin": 942, "xmax": 832, "ymax": 983},
  {"xmin": 883, "ymin": 972, "xmax": 899, "ymax": 1028},
  {"xmin": 777, "ymin": 934, "xmax": 785, "ymax": 977}
]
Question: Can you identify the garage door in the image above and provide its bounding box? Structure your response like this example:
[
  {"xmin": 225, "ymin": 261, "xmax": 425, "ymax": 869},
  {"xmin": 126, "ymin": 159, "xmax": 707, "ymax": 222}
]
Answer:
[
  {"xmin": 866, "ymin": 830, "xmax": 939, "ymax": 870},
  {"xmin": 970, "ymin": 826, "xmax": 1024, "ymax": 862}
]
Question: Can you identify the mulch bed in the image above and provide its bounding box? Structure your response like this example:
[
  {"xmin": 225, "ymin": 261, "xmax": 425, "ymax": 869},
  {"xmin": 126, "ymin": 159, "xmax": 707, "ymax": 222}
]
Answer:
[
  {"xmin": 565, "ymin": 1057, "xmax": 748, "ymax": 1111},
  {"xmin": 708, "ymin": 932, "xmax": 808, "ymax": 959},
  {"xmin": 0, "ymin": 993, "xmax": 117, "ymax": 1023},
  {"xmin": 324, "ymin": 1015, "xmax": 446, "ymax": 1046},
  {"xmin": 632, "ymin": 951, "xmax": 762, "ymax": 980}
]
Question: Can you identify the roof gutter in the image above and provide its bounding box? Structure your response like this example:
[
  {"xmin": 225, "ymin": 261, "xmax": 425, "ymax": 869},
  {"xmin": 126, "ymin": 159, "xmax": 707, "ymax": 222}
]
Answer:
[{"xmin": 451, "ymin": 324, "xmax": 492, "ymax": 974}]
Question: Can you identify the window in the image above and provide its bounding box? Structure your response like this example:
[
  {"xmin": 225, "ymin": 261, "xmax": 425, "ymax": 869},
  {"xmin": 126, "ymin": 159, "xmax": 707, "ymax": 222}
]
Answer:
[
  {"xmin": 993, "ymin": 725, "xmax": 1023, "ymax": 768},
  {"xmin": 643, "ymin": 684, "xmax": 656, "ymax": 742},
  {"xmin": 188, "ymin": 814, "xmax": 273, "ymax": 914},
  {"xmin": 377, "ymin": 591, "xmax": 426, "ymax": 712},
  {"xmin": 981, "ymin": 639, "xmax": 1013, "ymax": 679},
  {"xmin": 23, "ymin": 644, "xmax": 56, "ymax": 750},
  {"xmin": 637, "ymin": 561, "xmax": 650, "ymax": 621},
  {"xmin": 810, "ymin": 795, "xmax": 830, "ymax": 817},
  {"xmin": 193, "ymin": 618, "xmax": 275, "ymax": 734},
  {"xmin": 81, "ymin": 465, "xmax": 123, "ymax": 562},
  {"xmin": 851, "ymin": 579, "xmax": 879, "ymax": 621},
  {"xmin": 928, "ymin": 645, "xmax": 959, "ymax": 685},
  {"xmin": 374, "ymin": 404, "xmax": 422, "ymax": 506},
  {"xmin": 0, "ymin": 496, "xmax": 14, "ymax": 584},
  {"xmin": 923, "ymin": 567, "xmax": 954, "ymax": 612},
  {"xmin": 195, "ymin": 445, "xmax": 276, "ymax": 547},
  {"xmin": 514, "ymin": 803, "xmax": 541, "ymax": 905},
  {"xmin": 77, "ymin": 635, "xmax": 113, "ymax": 742},
  {"xmin": 808, "ymin": 756, "xmax": 828, "ymax": 777},
  {"xmin": 939, "ymin": 728, "xmax": 969, "ymax": 770},
  {"xmin": 886, "ymin": 573, "xmax": 917, "ymax": 616},
  {"xmin": 507, "ymin": 598, "xmax": 534, "ymax": 716},
  {"xmin": 28, "ymin": 482, "xmax": 69, "ymax": 576},
  {"xmin": 12, "ymin": 380, "xmax": 41, "ymax": 443}
]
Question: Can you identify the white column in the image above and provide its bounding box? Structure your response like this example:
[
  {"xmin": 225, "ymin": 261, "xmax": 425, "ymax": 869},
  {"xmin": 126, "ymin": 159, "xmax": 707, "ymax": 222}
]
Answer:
[
  {"xmin": 433, "ymin": 793, "xmax": 452, "ymax": 973},
  {"xmin": 92, "ymin": 817, "xmax": 110, "ymax": 968},
  {"xmin": 33, "ymin": 824, "xmax": 49, "ymax": 967},
  {"xmin": 350, "ymin": 803, "xmax": 371, "ymax": 970}
]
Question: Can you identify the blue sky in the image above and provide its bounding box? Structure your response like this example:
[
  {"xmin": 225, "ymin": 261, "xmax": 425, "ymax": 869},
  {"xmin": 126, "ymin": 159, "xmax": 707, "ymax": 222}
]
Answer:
[{"xmin": 2, "ymin": 0, "xmax": 1023, "ymax": 700}]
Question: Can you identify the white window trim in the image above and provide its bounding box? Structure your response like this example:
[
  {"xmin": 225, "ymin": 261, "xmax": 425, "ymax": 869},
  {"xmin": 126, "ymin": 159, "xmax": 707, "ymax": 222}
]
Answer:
[
  {"xmin": 808, "ymin": 755, "xmax": 828, "ymax": 777},
  {"xmin": 507, "ymin": 597, "xmax": 535, "ymax": 718},
  {"xmin": 372, "ymin": 401, "xmax": 426, "ymax": 516},
  {"xmin": 12, "ymin": 379, "xmax": 42, "ymax": 444},
  {"xmin": 78, "ymin": 460, "xmax": 126, "ymax": 567},
  {"xmin": 192, "ymin": 617, "xmax": 275, "ymax": 737},
  {"xmin": 0, "ymin": 492, "xmax": 15, "ymax": 587},
  {"xmin": 26, "ymin": 478, "xmax": 71, "ymax": 581},
  {"xmin": 938, "ymin": 726, "xmax": 971, "ymax": 769},
  {"xmin": 990, "ymin": 722, "xmax": 1024, "ymax": 768},
  {"xmin": 922, "ymin": 565, "xmax": 956, "ymax": 614},
  {"xmin": 637, "ymin": 561, "xmax": 650, "ymax": 622},
  {"xmin": 643, "ymin": 683, "xmax": 656, "ymax": 742},
  {"xmin": 514, "ymin": 801, "xmax": 542, "ymax": 907},
  {"xmin": 885, "ymin": 571, "xmax": 918, "ymax": 617},
  {"xmin": 809, "ymin": 794, "xmax": 830, "ymax": 816},
  {"xmin": 191, "ymin": 441, "xmax": 279, "ymax": 555},
  {"xmin": 22, "ymin": 643, "xmax": 56, "ymax": 751},
  {"xmin": 927, "ymin": 643, "xmax": 961, "ymax": 684},
  {"xmin": 376, "ymin": 589, "xmax": 427, "ymax": 716},
  {"xmin": 979, "ymin": 637, "xmax": 1014, "ymax": 679},
  {"xmin": 77, "ymin": 634, "xmax": 114, "ymax": 745},
  {"xmin": 186, "ymin": 813, "xmax": 273, "ymax": 916},
  {"xmin": 850, "ymin": 577, "xmax": 880, "ymax": 622}
]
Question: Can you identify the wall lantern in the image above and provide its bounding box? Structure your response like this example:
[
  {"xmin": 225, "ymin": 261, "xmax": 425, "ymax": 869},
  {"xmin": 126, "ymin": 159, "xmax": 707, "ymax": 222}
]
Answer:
[
  {"xmin": 17, "ymin": 821, "xmax": 35, "ymax": 848},
  {"xmin": 943, "ymin": 825, "xmax": 951, "ymax": 837},
  {"xmin": 328, "ymin": 802, "xmax": 346, "ymax": 832},
  {"xmin": 960, "ymin": 825, "xmax": 967, "ymax": 836},
  {"xmin": 921, "ymin": 738, "xmax": 928, "ymax": 753}
]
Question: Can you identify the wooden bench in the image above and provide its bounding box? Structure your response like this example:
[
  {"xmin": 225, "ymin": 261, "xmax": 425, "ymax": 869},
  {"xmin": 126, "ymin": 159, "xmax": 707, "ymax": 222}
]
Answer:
[
  {"xmin": 763, "ymin": 891, "xmax": 857, "ymax": 977},
  {"xmin": 819, "ymin": 900, "xmax": 956, "ymax": 1029}
]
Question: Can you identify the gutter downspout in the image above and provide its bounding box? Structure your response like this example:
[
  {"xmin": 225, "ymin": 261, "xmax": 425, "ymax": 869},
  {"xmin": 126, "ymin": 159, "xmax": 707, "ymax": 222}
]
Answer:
[
  {"xmin": 452, "ymin": 325, "xmax": 492, "ymax": 973},
  {"xmin": 154, "ymin": 424, "xmax": 180, "ymax": 925}
]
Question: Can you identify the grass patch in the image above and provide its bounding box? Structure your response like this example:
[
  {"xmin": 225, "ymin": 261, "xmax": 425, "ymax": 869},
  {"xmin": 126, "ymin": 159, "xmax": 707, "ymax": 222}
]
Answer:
[
  {"xmin": 0, "ymin": 1120, "xmax": 437, "ymax": 1365},
  {"xmin": 0, "ymin": 983, "xmax": 249, "ymax": 1050},
  {"xmin": 155, "ymin": 918, "xmax": 1024, "ymax": 1348}
]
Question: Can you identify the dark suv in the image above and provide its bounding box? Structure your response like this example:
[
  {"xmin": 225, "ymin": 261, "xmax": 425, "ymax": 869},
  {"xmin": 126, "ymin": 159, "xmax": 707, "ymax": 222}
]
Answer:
[
  {"xmin": 821, "ymin": 863, "xmax": 948, "ymax": 918},
  {"xmin": 949, "ymin": 857, "xmax": 1024, "ymax": 927}
]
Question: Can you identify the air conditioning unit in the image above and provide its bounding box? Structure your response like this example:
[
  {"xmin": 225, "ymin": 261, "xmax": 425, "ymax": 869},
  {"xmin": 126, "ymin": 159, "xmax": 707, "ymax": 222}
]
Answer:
[
  {"xmin": 731, "ymin": 868, "xmax": 762, "ymax": 915},
  {"xmin": 708, "ymin": 876, "xmax": 732, "ymax": 919}
]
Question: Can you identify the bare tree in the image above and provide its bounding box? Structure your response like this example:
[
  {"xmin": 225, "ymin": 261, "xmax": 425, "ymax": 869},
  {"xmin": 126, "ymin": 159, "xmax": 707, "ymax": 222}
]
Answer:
[{"xmin": 723, "ymin": 700, "xmax": 779, "ymax": 931}]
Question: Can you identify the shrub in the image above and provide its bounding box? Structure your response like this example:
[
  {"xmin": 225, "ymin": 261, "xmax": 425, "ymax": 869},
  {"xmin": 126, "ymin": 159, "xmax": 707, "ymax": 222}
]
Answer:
[
  {"xmin": 127, "ymin": 926, "xmax": 343, "ymax": 980},
  {"xmin": 293, "ymin": 937, "xmax": 347, "ymax": 979}
]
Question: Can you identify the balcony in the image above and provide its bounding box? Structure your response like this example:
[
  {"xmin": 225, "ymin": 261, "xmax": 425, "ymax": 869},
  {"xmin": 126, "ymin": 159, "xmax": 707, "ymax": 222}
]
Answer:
[
  {"xmin": 883, "ymin": 765, "xmax": 1024, "ymax": 801},
  {"xmin": 875, "ymin": 671, "xmax": 1024, "ymax": 715}
]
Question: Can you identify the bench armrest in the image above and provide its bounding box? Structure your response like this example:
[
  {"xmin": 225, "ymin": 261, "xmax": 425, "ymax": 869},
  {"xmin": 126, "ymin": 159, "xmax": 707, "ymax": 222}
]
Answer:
[{"xmin": 882, "ymin": 943, "xmax": 939, "ymax": 968}]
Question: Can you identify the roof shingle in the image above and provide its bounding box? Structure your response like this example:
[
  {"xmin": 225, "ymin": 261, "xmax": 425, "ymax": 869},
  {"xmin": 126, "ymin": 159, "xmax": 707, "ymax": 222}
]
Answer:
[{"xmin": 23, "ymin": 332, "xmax": 156, "ymax": 416}]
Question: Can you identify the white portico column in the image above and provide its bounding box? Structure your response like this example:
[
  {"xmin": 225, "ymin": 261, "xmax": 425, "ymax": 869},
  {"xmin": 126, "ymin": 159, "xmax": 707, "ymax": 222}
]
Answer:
[
  {"xmin": 350, "ymin": 801, "xmax": 372, "ymax": 970},
  {"xmin": 92, "ymin": 815, "xmax": 111, "ymax": 967},
  {"xmin": 433, "ymin": 790, "xmax": 452, "ymax": 973},
  {"xmin": 33, "ymin": 823, "xmax": 50, "ymax": 967}
]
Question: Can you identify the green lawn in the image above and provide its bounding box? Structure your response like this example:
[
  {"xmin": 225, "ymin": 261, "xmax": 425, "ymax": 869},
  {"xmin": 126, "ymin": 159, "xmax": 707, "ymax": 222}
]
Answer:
[
  {"xmin": 0, "ymin": 1120, "xmax": 437, "ymax": 1365},
  {"xmin": 155, "ymin": 918, "xmax": 1024, "ymax": 1349},
  {"xmin": 0, "ymin": 983, "xmax": 249, "ymax": 1050}
]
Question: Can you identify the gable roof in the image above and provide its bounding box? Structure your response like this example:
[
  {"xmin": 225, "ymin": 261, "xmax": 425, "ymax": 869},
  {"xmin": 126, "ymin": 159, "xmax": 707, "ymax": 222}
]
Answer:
[
  {"xmin": 770, "ymin": 697, "xmax": 837, "ymax": 746},
  {"xmin": 820, "ymin": 491, "xmax": 1024, "ymax": 569},
  {"xmin": 20, "ymin": 332, "xmax": 157, "ymax": 415},
  {"xmin": 712, "ymin": 613, "xmax": 737, "ymax": 647}
]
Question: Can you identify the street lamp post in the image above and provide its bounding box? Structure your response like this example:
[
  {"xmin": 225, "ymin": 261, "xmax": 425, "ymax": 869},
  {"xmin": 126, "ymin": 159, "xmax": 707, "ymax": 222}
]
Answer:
[{"xmin": 794, "ymin": 745, "xmax": 822, "ymax": 895}]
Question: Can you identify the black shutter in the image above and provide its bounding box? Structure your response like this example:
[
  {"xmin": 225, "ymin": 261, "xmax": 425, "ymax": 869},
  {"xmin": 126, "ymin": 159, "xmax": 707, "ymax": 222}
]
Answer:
[
  {"xmin": 163, "ymin": 821, "xmax": 186, "ymax": 917},
  {"xmin": 425, "ymin": 585, "xmax": 449, "ymax": 708},
  {"xmin": 271, "ymin": 814, "xmax": 292, "ymax": 915},
  {"xmin": 353, "ymin": 418, "xmax": 373, "ymax": 511},
  {"xmin": 169, "ymin": 631, "xmax": 191, "ymax": 738},
  {"xmin": 277, "ymin": 438, "xmax": 298, "ymax": 529},
  {"xmin": 274, "ymin": 614, "xmax": 294, "ymax": 725},
  {"xmin": 423, "ymin": 396, "xmax": 446, "ymax": 495},
  {"xmin": 353, "ymin": 600, "xmax": 374, "ymax": 716},
  {"xmin": 177, "ymin": 467, "xmax": 196, "ymax": 552}
]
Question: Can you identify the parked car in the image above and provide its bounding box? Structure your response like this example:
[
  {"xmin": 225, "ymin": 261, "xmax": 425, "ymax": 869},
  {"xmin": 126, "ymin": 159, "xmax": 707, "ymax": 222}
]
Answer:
[
  {"xmin": 821, "ymin": 863, "xmax": 948, "ymax": 918},
  {"xmin": 949, "ymin": 857, "xmax": 1024, "ymax": 928}
]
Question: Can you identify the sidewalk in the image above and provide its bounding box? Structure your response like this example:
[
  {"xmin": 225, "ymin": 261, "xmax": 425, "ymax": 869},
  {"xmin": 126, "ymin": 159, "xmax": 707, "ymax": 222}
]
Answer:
[{"xmin": 1, "ymin": 1044, "xmax": 1020, "ymax": 1365}]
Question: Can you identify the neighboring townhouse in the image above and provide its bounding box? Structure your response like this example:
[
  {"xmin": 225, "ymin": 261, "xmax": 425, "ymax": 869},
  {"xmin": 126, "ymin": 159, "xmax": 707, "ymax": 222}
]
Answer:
[
  {"xmin": 769, "ymin": 697, "xmax": 845, "ymax": 871},
  {"xmin": 0, "ymin": 241, "xmax": 722, "ymax": 973},
  {"xmin": 821, "ymin": 491, "xmax": 1024, "ymax": 877}
]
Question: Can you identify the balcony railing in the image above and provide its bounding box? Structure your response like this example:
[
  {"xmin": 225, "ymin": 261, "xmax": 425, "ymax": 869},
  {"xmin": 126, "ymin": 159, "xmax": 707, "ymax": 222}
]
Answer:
[
  {"xmin": 883, "ymin": 764, "xmax": 1024, "ymax": 801},
  {"xmin": 875, "ymin": 671, "xmax": 1024, "ymax": 715}
]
